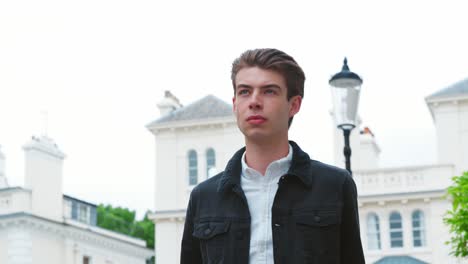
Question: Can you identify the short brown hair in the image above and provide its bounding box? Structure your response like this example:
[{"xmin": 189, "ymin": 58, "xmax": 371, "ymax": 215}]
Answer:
[{"xmin": 231, "ymin": 48, "xmax": 305, "ymax": 126}]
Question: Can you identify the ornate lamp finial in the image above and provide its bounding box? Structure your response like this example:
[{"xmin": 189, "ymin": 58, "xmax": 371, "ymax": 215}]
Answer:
[{"xmin": 342, "ymin": 57, "xmax": 350, "ymax": 71}]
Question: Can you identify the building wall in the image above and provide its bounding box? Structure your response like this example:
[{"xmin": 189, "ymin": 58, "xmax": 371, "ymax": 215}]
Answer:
[
  {"xmin": 72, "ymin": 240, "xmax": 145, "ymax": 264},
  {"xmin": 360, "ymin": 198, "xmax": 438, "ymax": 264},
  {"xmin": 0, "ymin": 217, "xmax": 151, "ymax": 264},
  {"xmin": 0, "ymin": 189, "xmax": 32, "ymax": 215},
  {"xmin": 154, "ymin": 122, "xmax": 243, "ymax": 211},
  {"xmin": 358, "ymin": 193, "xmax": 467, "ymax": 264},
  {"xmin": 7, "ymin": 227, "xmax": 32, "ymax": 264},
  {"xmin": 432, "ymin": 99, "xmax": 468, "ymax": 174},
  {"xmin": 152, "ymin": 119, "xmax": 244, "ymax": 264},
  {"xmin": 31, "ymin": 228, "xmax": 63, "ymax": 264},
  {"xmin": 429, "ymin": 198, "xmax": 455, "ymax": 264},
  {"xmin": 0, "ymin": 229, "xmax": 7, "ymax": 264},
  {"xmin": 155, "ymin": 220, "xmax": 185, "ymax": 264}
]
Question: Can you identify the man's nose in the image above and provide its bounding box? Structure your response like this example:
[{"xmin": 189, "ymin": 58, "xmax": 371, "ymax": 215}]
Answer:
[{"xmin": 249, "ymin": 90, "xmax": 262, "ymax": 110}]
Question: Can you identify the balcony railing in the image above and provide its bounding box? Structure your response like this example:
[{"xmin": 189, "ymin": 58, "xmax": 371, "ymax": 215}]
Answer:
[{"xmin": 354, "ymin": 164, "xmax": 454, "ymax": 196}]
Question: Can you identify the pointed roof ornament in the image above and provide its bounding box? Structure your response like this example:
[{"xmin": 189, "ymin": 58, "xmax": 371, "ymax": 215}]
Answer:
[
  {"xmin": 329, "ymin": 57, "xmax": 363, "ymax": 84},
  {"xmin": 342, "ymin": 57, "xmax": 350, "ymax": 71}
]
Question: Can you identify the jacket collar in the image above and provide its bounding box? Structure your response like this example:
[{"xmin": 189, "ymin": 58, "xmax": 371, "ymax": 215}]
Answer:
[{"xmin": 217, "ymin": 141, "xmax": 313, "ymax": 193}]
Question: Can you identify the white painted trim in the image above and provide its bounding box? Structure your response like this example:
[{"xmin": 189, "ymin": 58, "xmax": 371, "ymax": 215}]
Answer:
[{"xmin": 0, "ymin": 213, "xmax": 154, "ymax": 258}]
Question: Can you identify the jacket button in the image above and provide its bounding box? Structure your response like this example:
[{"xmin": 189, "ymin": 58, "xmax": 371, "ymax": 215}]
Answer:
[
  {"xmin": 204, "ymin": 228, "xmax": 211, "ymax": 235},
  {"xmin": 314, "ymin": 216, "xmax": 321, "ymax": 222}
]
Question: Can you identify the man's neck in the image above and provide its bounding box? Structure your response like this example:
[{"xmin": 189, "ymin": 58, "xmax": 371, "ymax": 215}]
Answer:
[{"xmin": 244, "ymin": 138, "xmax": 290, "ymax": 176}]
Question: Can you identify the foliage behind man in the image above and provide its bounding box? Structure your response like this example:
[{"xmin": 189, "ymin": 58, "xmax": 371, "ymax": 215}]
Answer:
[{"xmin": 444, "ymin": 171, "xmax": 468, "ymax": 258}]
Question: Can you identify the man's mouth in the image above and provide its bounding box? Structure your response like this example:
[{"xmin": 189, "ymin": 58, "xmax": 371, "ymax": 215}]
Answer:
[{"xmin": 246, "ymin": 115, "xmax": 266, "ymax": 124}]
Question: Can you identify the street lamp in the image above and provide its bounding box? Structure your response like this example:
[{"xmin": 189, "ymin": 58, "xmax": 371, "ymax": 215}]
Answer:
[{"xmin": 329, "ymin": 58, "xmax": 363, "ymax": 175}]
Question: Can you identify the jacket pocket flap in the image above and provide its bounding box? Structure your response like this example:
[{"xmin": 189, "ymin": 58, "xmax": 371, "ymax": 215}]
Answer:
[
  {"xmin": 295, "ymin": 211, "xmax": 340, "ymax": 227},
  {"xmin": 193, "ymin": 222, "xmax": 230, "ymax": 240}
]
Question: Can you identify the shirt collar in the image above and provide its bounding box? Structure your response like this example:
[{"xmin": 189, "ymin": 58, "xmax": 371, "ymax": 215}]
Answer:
[
  {"xmin": 217, "ymin": 141, "xmax": 314, "ymax": 193},
  {"xmin": 241, "ymin": 144, "xmax": 293, "ymax": 177}
]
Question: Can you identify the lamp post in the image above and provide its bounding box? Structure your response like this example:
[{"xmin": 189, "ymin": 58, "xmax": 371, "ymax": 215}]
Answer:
[{"xmin": 329, "ymin": 58, "xmax": 363, "ymax": 175}]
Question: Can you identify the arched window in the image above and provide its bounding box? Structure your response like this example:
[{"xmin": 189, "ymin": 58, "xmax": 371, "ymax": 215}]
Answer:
[
  {"xmin": 367, "ymin": 213, "xmax": 381, "ymax": 250},
  {"xmin": 389, "ymin": 212, "xmax": 403, "ymax": 248},
  {"xmin": 206, "ymin": 148, "xmax": 216, "ymax": 178},
  {"xmin": 188, "ymin": 150, "xmax": 198, "ymax": 185},
  {"xmin": 412, "ymin": 210, "xmax": 426, "ymax": 247}
]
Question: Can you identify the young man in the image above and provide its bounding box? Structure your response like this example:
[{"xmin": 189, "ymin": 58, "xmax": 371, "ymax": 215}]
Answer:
[{"xmin": 181, "ymin": 49, "xmax": 365, "ymax": 264}]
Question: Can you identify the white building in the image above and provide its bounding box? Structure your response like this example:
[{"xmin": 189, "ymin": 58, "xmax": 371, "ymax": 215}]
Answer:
[
  {"xmin": 0, "ymin": 136, "xmax": 153, "ymax": 264},
  {"xmin": 146, "ymin": 91, "xmax": 244, "ymax": 264},
  {"xmin": 147, "ymin": 78, "xmax": 468, "ymax": 264}
]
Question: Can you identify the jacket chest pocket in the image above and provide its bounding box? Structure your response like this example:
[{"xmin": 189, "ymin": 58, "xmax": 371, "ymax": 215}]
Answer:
[
  {"xmin": 193, "ymin": 221, "xmax": 230, "ymax": 264},
  {"xmin": 294, "ymin": 210, "xmax": 341, "ymax": 264}
]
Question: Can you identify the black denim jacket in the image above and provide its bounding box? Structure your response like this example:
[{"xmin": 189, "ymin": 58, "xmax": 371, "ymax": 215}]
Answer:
[{"xmin": 181, "ymin": 141, "xmax": 365, "ymax": 264}]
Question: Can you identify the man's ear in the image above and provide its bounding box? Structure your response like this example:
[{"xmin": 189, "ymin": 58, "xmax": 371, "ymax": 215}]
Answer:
[
  {"xmin": 232, "ymin": 97, "xmax": 236, "ymax": 112},
  {"xmin": 289, "ymin": 95, "xmax": 302, "ymax": 118}
]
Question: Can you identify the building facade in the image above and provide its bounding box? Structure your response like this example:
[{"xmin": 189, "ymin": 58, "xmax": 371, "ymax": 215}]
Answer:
[
  {"xmin": 148, "ymin": 79, "xmax": 468, "ymax": 264},
  {"xmin": 0, "ymin": 136, "xmax": 153, "ymax": 264},
  {"xmin": 146, "ymin": 92, "xmax": 244, "ymax": 264}
]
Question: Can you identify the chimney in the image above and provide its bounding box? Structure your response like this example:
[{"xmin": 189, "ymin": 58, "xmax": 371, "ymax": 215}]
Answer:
[
  {"xmin": 23, "ymin": 135, "xmax": 66, "ymax": 222},
  {"xmin": 156, "ymin": 91, "xmax": 182, "ymax": 116},
  {"xmin": 358, "ymin": 127, "xmax": 381, "ymax": 170}
]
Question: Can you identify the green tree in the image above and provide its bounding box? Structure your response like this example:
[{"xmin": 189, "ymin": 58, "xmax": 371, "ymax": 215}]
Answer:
[
  {"xmin": 444, "ymin": 171, "xmax": 468, "ymax": 257},
  {"xmin": 96, "ymin": 205, "xmax": 155, "ymax": 250}
]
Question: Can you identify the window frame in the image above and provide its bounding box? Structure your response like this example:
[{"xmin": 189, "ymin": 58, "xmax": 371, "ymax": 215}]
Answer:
[
  {"xmin": 206, "ymin": 148, "xmax": 216, "ymax": 178},
  {"xmin": 366, "ymin": 212, "xmax": 381, "ymax": 250},
  {"xmin": 412, "ymin": 210, "xmax": 426, "ymax": 247},
  {"xmin": 389, "ymin": 211, "xmax": 404, "ymax": 248},
  {"xmin": 188, "ymin": 150, "xmax": 198, "ymax": 186}
]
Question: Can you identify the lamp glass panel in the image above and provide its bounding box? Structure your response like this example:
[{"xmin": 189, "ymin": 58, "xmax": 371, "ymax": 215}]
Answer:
[{"xmin": 330, "ymin": 79, "xmax": 361, "ymax": 128}]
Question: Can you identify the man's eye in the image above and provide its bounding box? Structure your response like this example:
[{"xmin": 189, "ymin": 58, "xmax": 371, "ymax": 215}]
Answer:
[
  {"xmin": 238, "ymin": 89, "xmax": 249, "ymax": 95},
  {"xmin": 265, "ymin": 89, "xmax": 276, "ymax": 94}
]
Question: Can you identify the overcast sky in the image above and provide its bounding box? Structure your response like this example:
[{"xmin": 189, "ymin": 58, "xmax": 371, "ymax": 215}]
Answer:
[{"xmin": 1, "ymin": 0, "xmax": 467, "ymax": 217}]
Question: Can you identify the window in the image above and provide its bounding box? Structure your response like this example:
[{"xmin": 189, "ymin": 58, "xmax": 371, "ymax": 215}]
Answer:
[
  {"xmin": 78, "ymin": 203, "xmax": 89, "ymax": 223},
  {"xmin": 206, "ymin": 148, "xmax": 216, "ymax": 178},
  {"xmin": 367, "ymin": 213, "xmax": 381, "ymax": 250},
  {"xmin": 412, "ymin": 210, "xmax": 426, "ymax": 247},
  {"xmin": 188, "ymin": 150, "xmax": 198, "ymax": 185},
  {"xmin": 83, "ymin": 256, "xmax": 91, "ymax": 264},
  {"xmin": 71, "ymin": 201, "xmax": 90, "ymax": 224},
  {"xmin": 389, "ymin": 212, "xmax": 403, "ymax": 248}
]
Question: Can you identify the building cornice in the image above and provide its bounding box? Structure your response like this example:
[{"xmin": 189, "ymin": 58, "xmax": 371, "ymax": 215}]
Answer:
[
  {"xmin": 147, "ymin": 116, "xmax": 236, "ymax": 134},
  {"xmin": 354, "ymin": 163, "xmax": 454, "ymax": 174},
  {"xmin": 148, "ymin": 209, "xmax": 185, "ymax": 222},
  {"xmin": 358, "ymin": 189, "xmax": 447, "ymax": 207},
  {"xmin": 0, "ymin": 212, "xmax": 154, "ymax": 258},
  {"xmin": 425, "ymin": 94, "xmax": 468, "ymax": 104},
  {"xmin": 0, "ymin": 186, "xmax": 31, "ymax": 194}
]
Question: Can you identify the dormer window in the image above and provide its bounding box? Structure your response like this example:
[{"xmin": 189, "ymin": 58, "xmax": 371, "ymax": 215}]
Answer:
[
  {"xmin": 78, "ymin": 203, "xmax": 89, "ymax": 223},
  {"xmin": 65, "ymin": 196, "xmax": 97, "ymax": 226}
]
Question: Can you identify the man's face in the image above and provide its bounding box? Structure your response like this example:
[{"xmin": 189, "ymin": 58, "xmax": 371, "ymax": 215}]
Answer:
[{"xmin": 233, "ymin": 67, "xmax": 302, "ymax": 143}]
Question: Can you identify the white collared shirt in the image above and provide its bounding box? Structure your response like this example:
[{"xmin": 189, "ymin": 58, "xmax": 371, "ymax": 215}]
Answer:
[{"xmin": 240, "ymin": 144, "xmax": 292, "ymax": 264}]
